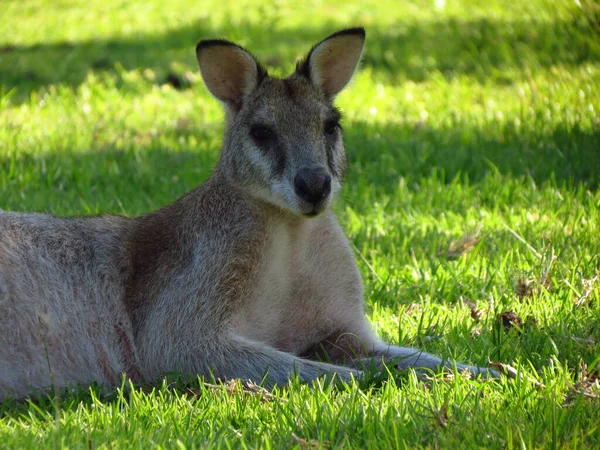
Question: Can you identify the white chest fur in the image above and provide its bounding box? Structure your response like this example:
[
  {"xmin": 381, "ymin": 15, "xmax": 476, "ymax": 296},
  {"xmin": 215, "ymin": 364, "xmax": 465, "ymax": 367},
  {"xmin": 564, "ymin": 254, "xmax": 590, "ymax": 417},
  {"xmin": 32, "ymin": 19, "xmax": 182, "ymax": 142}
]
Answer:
[
  {"xmin": 229, "ymin": 213, "xmax": 366, "ymax": 355},
  {"xmin": 231, "ymin": 222, "xmax": 295, "ymax": 341}
]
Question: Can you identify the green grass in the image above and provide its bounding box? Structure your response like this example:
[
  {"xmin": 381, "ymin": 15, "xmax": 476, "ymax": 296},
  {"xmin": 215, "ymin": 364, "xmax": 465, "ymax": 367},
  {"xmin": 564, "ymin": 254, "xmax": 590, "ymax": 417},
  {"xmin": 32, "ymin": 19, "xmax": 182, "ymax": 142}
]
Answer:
[{"xmin": 1, "ymin": 0, "xmax": 600, "ymax": 447}]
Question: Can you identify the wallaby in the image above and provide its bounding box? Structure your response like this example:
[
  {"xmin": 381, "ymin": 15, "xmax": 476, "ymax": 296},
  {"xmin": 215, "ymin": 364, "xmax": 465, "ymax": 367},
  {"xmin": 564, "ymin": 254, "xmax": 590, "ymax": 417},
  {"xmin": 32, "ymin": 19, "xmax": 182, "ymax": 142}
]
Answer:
[{"xmin": 0, "ymin": 28, "xmax": 497, "ymax": 399}]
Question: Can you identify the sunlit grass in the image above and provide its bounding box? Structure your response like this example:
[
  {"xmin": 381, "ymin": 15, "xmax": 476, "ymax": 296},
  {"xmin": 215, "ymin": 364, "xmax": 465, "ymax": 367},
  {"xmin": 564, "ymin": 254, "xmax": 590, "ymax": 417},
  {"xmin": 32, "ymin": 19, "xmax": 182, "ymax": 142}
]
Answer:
[{"xmin": 1, "ymin": 0, "xmax": 599, "ymax": 447}]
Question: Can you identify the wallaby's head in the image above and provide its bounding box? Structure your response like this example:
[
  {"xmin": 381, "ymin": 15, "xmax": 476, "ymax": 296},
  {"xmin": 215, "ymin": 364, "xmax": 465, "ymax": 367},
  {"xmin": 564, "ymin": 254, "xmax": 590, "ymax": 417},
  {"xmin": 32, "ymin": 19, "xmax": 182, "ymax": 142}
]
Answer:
[{"xmin": 196, "ymin": 28, "xmax": 365, "ymax": 217}]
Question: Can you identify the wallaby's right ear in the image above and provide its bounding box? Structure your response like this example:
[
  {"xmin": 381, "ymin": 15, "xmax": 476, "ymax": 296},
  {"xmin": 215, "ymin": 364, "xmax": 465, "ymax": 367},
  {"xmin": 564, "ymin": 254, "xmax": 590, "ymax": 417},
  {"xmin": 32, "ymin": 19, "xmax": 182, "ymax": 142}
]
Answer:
[
  {"xmin": 196, "ymin": 40, "xmax": 266, "ymax": 110},
  {"xmin": 297, "ymin": 27, "xmax": 365, "ymax": 98}
]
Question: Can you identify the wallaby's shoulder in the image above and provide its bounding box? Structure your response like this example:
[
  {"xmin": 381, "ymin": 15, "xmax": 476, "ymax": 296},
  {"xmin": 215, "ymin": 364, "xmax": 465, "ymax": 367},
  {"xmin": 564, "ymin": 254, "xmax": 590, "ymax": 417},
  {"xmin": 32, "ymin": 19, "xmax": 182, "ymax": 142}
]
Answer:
[
  {"xmin": 123, "ymin": 176, "xmax": 270, "ymax": 318},
  {"xmin": 127, "ymin": 175, "xmax": 268, "ymax": 250}
]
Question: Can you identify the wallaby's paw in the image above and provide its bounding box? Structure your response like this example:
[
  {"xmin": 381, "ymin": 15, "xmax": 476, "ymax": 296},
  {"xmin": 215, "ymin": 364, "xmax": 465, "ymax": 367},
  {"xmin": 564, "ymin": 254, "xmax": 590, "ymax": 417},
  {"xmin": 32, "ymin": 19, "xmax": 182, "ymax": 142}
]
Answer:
[
  {"xmin": 453, "ymin": 363, "xmax": 501, "ymax": 379},
  {"xmin": 337, "ymin": 368, "xmax": 363, "ymax": 383},
  {"xmin": 473, "ymin": 366, "xmax": 502, "ymax": 379},
  {"xmin": 448, "ymin": 361, "xmax": 501, "ymax": 378}
]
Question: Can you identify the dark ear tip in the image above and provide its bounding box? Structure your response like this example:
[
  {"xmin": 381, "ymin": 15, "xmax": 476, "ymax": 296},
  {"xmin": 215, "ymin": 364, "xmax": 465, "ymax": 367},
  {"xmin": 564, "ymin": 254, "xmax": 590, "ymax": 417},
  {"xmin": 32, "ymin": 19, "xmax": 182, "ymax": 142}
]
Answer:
[
  {"xmin": 330, "ymin": 27, "xmax": 366, "ymax": 40},
  {"xmin": 195, "ymin": 39, "xmax": 238, "ymax": 56}
]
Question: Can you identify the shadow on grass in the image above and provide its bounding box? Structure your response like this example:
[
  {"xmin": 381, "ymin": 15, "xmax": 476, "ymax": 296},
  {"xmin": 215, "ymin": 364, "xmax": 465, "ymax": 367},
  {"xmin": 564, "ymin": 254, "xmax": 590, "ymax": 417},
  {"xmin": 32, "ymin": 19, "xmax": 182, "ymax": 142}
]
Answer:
[
  {"xmin": 1, "ymin": 12, "xmax": 599, "ymax": 104},
  {"xmin": 345, "ymin": 120, "xmax": 600, "ymax": 189},
  {"xmin": 0, "ymin": 118, "xmax": 598, "ymax": 214}
]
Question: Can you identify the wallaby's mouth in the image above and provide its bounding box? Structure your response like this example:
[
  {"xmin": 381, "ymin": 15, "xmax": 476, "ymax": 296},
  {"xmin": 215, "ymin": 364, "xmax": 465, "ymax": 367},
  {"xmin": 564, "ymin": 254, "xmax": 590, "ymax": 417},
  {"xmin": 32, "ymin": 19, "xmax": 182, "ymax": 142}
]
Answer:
[
  {"xmin": 303, "ymin": 210, "xmax": 320, "ymax": 218},
  {"xmin": 299, "ymin": 199, "xmax": 329, "ymax": 217}
]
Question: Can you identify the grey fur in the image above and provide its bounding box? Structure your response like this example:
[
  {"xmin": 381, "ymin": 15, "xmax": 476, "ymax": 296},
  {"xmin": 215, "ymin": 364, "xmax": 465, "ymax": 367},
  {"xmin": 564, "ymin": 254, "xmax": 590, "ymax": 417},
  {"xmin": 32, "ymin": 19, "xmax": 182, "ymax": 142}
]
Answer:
[{"xmin": 0, "ymin": 28, "xmax": 497, "ymax": 400}]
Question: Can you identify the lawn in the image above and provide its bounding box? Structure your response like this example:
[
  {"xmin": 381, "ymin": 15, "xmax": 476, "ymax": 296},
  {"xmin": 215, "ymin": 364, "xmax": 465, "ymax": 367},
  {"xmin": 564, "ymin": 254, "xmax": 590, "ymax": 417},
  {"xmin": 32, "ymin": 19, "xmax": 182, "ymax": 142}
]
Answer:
[{"xmin": 1, "ymin": 0, "xmax": 599, "ymax": 447}]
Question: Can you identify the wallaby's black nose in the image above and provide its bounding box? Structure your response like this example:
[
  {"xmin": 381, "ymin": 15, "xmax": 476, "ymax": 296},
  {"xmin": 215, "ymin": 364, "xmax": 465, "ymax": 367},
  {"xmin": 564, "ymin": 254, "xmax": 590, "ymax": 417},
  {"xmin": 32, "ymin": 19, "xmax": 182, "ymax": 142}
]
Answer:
[{"xmin": 294, "ymin": 168, "xmax": 332, "ymax": 206}]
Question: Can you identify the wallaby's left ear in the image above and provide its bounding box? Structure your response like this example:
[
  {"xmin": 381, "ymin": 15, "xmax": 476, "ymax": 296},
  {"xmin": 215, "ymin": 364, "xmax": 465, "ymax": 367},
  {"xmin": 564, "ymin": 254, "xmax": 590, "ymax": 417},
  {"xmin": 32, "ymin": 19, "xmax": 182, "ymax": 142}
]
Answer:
[
  {"xmin": 297, "ymin": 27, "xmax": 365, "ymax": 98},
  {"xmin": 196, "ymin": 39, "xmax": 266, "ymax": 111}
]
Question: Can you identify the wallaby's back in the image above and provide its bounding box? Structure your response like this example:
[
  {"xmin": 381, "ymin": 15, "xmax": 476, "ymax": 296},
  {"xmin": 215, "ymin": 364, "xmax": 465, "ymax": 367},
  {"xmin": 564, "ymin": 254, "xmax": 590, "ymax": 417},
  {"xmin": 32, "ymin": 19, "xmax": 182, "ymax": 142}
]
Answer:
[{"xmin": 0, "ymin": 211, "xmax": 139, "ymax": 396}]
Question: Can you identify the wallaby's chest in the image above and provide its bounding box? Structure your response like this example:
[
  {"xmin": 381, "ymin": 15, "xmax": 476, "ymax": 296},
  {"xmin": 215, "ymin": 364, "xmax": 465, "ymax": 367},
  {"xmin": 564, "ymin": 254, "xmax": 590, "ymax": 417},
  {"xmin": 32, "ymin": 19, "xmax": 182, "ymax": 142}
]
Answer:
[
  {"xmin": 230, "ymin": 223, "xmax": 297, "ymax": 341},
  {"xmin": 230, "ymin": 215, "xmax": 360, "ymax": 354}
]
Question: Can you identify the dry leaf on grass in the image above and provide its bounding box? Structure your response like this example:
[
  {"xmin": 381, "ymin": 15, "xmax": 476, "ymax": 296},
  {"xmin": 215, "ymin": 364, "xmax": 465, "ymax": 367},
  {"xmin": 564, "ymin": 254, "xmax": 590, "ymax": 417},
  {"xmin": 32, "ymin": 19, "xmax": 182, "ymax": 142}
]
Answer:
[
  {"xmin": 292, "ymin": 433, "xmax": 329, "ymax": 449},
  {"xmin": 185, "ymin": 379, "xmax": 286, "ymax": 403},
  {"xmin": 513, "ymin": 248, "xmax": 557, "ymax": 301},
  {"xmin": 424, "ymin": 367, "xmax": 473, "ymax": 383},
  {"xmin": 573, "ymin": 270, "xmax": 599, "ymax": 308},
  {"xmin": 437, "ymin": 230, "xmax": 481, "ymax": 260},
  {"xmin": 563, "ymin": 360, "xmax": 600, "ymax": 406},
  {"xmin": 497, "ymin": 311, "xmax": 523, "ymax": 333},
  {"xmin": 470, "ymin": 326, "xmax": 482, "ymax": 338},
  {"xmin": 404, "ymin": 303, "xmax": 422, "ymax": 315},
  {"xmin": 434, "ymin": 402, "xmax": 449, "ymax": 428},
  {"xmin": 461, "ymin": 297, "xmax": 486, "ymax": 321},
  {"xmin": 515, "ymin": 277, "xmax": 534, "ymax": 300},
  {"xmin": 488, "ymin": 361, "xmax": 545, "ymax": 388}
]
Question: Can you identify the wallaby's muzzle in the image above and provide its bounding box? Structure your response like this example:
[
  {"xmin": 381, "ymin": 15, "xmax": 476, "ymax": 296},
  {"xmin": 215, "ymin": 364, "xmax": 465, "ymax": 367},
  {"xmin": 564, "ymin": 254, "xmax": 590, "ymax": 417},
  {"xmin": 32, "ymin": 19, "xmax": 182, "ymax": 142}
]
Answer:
[{"xmin": 294, "ymin": 167, "xmax": 332, "ymax": 215}]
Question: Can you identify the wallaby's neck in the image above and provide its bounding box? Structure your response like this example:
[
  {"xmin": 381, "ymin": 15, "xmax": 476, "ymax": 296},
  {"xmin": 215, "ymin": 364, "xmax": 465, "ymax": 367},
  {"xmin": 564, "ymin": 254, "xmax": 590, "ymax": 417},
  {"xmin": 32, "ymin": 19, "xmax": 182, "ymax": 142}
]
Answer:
[
  {"xmin": 124, "ymin": 172, "xmax": 331, "ymax": 323},
  {"xmin": 128, "ymin": 170, "xmax": 329, "ymax": 264}
]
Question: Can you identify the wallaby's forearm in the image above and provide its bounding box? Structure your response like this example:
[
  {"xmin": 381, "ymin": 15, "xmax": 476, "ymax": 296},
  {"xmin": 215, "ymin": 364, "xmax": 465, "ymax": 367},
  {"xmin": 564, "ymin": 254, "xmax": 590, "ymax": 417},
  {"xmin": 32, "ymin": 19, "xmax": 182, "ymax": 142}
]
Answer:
[{"xmin": 211, "ymin": 335, "xmax": 361, "ymax": 386}]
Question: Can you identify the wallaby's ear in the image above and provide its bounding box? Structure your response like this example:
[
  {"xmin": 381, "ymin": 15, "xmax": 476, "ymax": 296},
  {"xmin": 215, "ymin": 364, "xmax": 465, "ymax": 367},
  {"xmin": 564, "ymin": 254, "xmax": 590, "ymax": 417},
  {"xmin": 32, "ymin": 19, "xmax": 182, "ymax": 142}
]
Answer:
[
  {"xmin": 297, "ymin": 27, "xmax": 365, "ymax": 98},
  {"xmin": 196, "ymin": 40, "xmax": 266, "ymax": 110}
]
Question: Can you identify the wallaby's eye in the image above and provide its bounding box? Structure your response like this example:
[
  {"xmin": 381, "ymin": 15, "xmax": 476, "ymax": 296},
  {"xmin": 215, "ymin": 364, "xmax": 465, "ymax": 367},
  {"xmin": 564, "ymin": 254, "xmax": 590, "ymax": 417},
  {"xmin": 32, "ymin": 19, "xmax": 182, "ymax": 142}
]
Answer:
[
  {"xmin": 324, "ymin": 121, "xmax": 339, "ymax": 136},
  {"xmin": 251, "ymin": 125, "xmax": 273, "ymax": 142}
]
